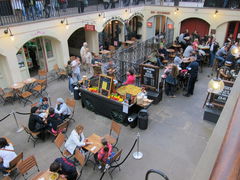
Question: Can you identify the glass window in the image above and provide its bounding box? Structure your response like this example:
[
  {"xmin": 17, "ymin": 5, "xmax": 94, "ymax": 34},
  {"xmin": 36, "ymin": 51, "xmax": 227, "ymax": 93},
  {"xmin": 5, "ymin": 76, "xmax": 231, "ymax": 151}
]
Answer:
[{"xmin": 45, "ymin": 38, "xmax": 54, "ymax": 58}]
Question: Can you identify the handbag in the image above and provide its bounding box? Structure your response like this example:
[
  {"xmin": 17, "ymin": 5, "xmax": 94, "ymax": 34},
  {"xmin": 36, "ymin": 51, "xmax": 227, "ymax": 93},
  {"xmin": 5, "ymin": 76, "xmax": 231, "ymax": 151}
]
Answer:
[{"xmin": 83, "ymin": 0, "xmax": 88, "ymax": 6}]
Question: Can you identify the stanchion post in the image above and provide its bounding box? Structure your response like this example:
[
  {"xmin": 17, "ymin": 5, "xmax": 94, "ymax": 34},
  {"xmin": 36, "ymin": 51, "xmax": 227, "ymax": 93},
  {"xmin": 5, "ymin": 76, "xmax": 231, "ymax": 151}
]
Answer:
[
  {"xmin": 133, "ymin": 132, "xmax": 143, "ymax": 160},
  {"xmin": 12, "ymin": 111, "xmax": 23, "ymax": 133}
]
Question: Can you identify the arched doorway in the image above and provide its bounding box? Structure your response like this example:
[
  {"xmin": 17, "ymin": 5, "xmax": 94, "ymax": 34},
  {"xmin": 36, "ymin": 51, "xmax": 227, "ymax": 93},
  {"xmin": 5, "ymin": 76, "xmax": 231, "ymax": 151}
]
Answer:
[
  {"xmin": 0, "ymin": 54, "xmax": 11, "ymax": 88},
  {"xmin": 225, "ymin": 21, "xmax": 240, "ymax": 42},
  {"xmin": 16, "ymin": 36, "xmax": 61, "ymax": 78},
  {"xmin": 180, "ymin": 18, "xmax": 210, "ymax": 37},
  {"xmin": 126, "ymin": 16, "xmax": 143, "ymax": 40},
  {"xmin": 68, "ymin": 27, "xmax": 86, "ymax": 56},
  {"xmin": 146, "ymin": 15, "xmax": 174, "ymax": 45},
  {"xmin": 100, "ymin": 20, "xmax": 124, "ymax": 50}
]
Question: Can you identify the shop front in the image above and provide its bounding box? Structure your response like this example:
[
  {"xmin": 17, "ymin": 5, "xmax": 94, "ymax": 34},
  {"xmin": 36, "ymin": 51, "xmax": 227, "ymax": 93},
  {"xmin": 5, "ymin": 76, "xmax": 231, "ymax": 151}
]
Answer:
[
  {"xmin": 126, "ymin": 15, "xmax": 143, "ymax": 40},
  {"xmin": 16, "ymin": 36, "xmax": 61, "ymax": 79},
  {"xmin": 225, "ymin": 21, "xmax": 240, "ymax": 42}
]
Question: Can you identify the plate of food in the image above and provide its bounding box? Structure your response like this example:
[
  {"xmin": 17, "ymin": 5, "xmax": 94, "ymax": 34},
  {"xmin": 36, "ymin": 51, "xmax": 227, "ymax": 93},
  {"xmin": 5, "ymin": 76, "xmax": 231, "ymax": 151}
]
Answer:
[{"xmin": 48, "ymin": 172, "xmax": 59, "ymax": 180}]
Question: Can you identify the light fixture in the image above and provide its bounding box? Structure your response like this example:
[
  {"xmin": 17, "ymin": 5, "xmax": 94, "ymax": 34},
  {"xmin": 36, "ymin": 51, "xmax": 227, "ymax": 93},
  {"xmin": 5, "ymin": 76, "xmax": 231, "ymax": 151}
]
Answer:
[
  {"xmin": 213, "ymin": 10, "xmax": 218, "ymax": 18},
  {"xmin": 4, "ymin": 27, "xmax": 14, "ymax": 41},
  {"xmin": 60, "ymin": 18, "xmax": 69, "ymax": 29},
  {"xmin": 231, "ymin": 46, "xmax": 240, "ymax": 57},
  {"xmin": 208, "ymin": 78, "xmax": 224, "ymax": 94},
  {"xmin": 174, "ymin": 8, "xmax": 179, "ymax": 15}
]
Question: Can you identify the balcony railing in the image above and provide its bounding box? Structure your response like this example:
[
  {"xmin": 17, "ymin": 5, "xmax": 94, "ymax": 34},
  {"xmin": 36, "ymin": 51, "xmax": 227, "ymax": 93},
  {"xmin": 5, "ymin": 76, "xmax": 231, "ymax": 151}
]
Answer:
[{"xmin": 0, "ymin": 0, "xmax": 239, "ymax": 26}]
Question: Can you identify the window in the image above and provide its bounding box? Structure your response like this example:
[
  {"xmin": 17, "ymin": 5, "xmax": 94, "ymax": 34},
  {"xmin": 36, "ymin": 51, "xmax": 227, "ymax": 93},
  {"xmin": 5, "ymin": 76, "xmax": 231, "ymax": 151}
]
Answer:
[{"xmin": 45, "ymin": 38, "xmax": 54, "ymax": 58}]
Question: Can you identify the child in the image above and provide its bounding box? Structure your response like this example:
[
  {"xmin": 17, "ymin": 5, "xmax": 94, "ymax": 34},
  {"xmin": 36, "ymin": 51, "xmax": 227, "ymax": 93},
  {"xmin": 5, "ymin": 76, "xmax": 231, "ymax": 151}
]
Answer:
[{"xmin": 164, "ymin": 64, "xmax": 179, "ymax": 98}]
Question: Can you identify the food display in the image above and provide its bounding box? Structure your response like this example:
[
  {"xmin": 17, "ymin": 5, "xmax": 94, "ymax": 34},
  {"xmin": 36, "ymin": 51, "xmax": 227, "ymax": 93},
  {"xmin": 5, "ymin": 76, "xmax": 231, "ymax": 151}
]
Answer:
[
  {"xmin": 109, "ymin": 93, "xmax": 124, "ymax": 102},
  {"xmin": 48, "ymin": 172, "xmax": 59, "ymax": 180},
  {"xmin": 116, "ymin": 85, "xmax": 142, "ymax": 96},
  {"xmin": 88, "ymin": 87, "xmax": 98, "ymax": 93}
]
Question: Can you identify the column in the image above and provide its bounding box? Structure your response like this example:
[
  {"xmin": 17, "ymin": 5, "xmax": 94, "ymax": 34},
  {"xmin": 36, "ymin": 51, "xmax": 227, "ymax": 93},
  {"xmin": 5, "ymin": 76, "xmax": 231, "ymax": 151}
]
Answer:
[{"xmin": 85, "ymin": 30, "xmax": 99, "ymax": 54}]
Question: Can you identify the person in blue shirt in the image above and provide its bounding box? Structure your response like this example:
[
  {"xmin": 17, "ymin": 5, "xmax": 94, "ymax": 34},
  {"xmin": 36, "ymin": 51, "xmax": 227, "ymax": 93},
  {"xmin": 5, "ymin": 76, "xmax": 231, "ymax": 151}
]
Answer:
[{"xmin": 183, "ymin": 57, "xmax": 199, "ymax": 97}]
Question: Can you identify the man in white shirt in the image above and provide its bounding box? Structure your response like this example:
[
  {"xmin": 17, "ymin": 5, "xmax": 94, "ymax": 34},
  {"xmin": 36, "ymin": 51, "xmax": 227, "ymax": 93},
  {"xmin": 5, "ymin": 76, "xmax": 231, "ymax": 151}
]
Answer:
[
  {"xmin": 55, "ymin": 98, "xmax": 71, "ymax": 120},
  {"xmin": 174, "ymin": 52, "xmax": 183, "ymax": 67},
  {"xmin": 0, "ymin": 138, "xmax": 17, "ymax": 176},
  {"xmin": 71, "ymin": 57, "xmax": 81, "ymax": 81}
]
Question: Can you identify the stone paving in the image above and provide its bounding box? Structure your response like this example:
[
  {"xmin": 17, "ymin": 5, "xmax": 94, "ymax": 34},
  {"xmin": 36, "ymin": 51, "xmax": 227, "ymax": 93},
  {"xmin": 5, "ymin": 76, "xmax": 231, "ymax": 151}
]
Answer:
[{"xmin": 0, "ymin": 67, "xmax": 215, "ymax": 180}]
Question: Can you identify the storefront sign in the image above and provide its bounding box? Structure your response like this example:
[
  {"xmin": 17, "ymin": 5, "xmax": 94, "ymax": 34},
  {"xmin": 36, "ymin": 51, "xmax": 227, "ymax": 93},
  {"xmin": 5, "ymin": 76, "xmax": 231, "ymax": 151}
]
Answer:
[
  {"xmin": 147, "ymin": 22, "xmax": 153, "ymax": 28},
  {"xmin": 102, "ymin": 17, "xmax": 125, "ymax": 28},
  {"xmin": 150, "ymin": 11, "xmax": 170, "ymax": 15},
  {"xmin": 85, "ymin": 24, "xmax": 95, "ymax": 31},
  {"xmin": 167, "ymin": 24, "xmax": 174, "ymax": 29},
  {"xmin": 128, "ymin": 12, "xmax": 144, "ymax": 21}
]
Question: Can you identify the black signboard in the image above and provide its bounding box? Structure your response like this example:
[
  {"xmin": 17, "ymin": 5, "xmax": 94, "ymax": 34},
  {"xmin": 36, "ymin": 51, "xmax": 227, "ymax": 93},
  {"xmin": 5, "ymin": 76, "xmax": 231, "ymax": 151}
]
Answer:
[
  {"xmin": 140, "ymin": 64, "xmax": 159, "ymax": 89},
  {"xmin": 98, "ymin": 74, "xmax": 113, "ymax": 97}
]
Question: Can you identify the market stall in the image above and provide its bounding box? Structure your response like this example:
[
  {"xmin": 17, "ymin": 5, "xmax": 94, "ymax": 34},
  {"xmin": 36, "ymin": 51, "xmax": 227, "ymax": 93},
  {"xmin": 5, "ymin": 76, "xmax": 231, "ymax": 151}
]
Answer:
[{"xmin": 79, "ymin": 74, "xmax": 152, "ymax": 126}]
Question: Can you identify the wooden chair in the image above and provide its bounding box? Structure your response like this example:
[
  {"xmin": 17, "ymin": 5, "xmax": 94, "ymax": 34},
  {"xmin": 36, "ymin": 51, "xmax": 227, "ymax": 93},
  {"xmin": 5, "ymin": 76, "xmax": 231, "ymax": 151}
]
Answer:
[
  {"xmin": 17, "ymin": 85, "xmax": 32, "ymax": 106},
  {"xmin": 104, "ymin": 121, "xmax": 122, "ymax": 149},
  {"xmin": 17, "ymin": 155, "xmax": 40, "ymax": 180},
  {"xmin": 48, "ymin": 120, "xmax": 70, "ymax": 140},
  {"xmin": 31, "ymin": 171, "xmax": 45, "ymax": 180},
  {"xmin": 32, "ymin": 83, "xmax": 48, "ymax": 97},
  {"xmin": 74, "ymin": 149, "xmax": 86, "ymax": 179},
  {"xmin": 5, "ymin": 152, "xmax": 23, "ymax": 177},
  {"xmin": 0, "ymin": 88, "xmax": 14, "ymax": 105},
  {"xmin": 53, "ymin": 64, "xmax": 67, "ymax": 80},
  {"xmin": 162, "ymin": 60, "xmax": 168, "ymax": 66},
  {"xmin": 66, "ymin": 98, "xmax": 76, "ymax": 122},
  {"xmin": 23, "ymin": 126, "xmax": 40, "ymax": 147},
  {"xmin": 36, "ymin": 70, "xmax": 47, "ymax": 86},
  {"xmin": 54, "ymin": 133, "xmax": 73, "ymax": 159}
]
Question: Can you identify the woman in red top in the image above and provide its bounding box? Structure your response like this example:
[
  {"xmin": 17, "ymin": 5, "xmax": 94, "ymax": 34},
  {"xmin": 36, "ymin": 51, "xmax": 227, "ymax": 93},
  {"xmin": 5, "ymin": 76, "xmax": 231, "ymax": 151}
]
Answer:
[{"xmin": 123, "ymin": 69, "xmax": 135, "ymax": 85}]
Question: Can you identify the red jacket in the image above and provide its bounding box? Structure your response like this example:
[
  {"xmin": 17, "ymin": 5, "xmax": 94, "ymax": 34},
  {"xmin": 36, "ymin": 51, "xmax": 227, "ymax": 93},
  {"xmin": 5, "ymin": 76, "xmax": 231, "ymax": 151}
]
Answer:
[
  {"xmin": 97, "ymin": 143, "xmax": 113, "ymax": 163},
  {"xmin": 123, "ymin": 74, "xmax": 136, "ymax": 85}
]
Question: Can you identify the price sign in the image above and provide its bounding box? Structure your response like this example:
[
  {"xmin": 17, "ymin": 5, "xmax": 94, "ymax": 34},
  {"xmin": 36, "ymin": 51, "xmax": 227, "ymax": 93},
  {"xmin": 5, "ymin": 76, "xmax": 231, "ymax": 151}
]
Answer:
[
  {"xmin": 140, "ymin": 64, "xmax": 159, "ymax": 89},
  {"xmin": 98, "ymin": 74, "xmax": 113, "ymax": 97}
]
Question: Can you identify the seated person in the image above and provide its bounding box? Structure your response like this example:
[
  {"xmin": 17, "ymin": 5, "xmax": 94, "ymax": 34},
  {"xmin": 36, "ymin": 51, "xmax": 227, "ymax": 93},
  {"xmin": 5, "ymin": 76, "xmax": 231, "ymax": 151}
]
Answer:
[
  {"xmin": 91, "ymin": 52, "xmax": 102, "ymax": 66},
  {"xmin": 50, "ymin": 158, "xmax": 78, "ymax": 180},
  {"xmin": 219, "ymin": 61, "xmax": 232, "ymax": 81},
  {"xmin": 46, "ymin": 107, "xmax": 63, "ymax": 134},
  {"xmin": 55, "ymin": 98, "xmax": 71, "ymax": 120},
  {"xmin": 123, "ymin": 69, "xmax": 135, "ymax": 85},
  {"xmin": 216, "ymin": 46, "xmax": 228, "ymax": 67},
  {"xmin": 173, "ymin": 52, "xmax": 183, "ymax": 67},
  {"xmin": 148, "ymin": 50, "xmax": 163, "ymax": 67},
  {"xmin": 65, "ymin": 125, "xmax": 91, "ymax": 155},
  {"xmin": 28, "ymin": 107, "xmax": 46, "ymax": 135},
  {"xmin": 183, "ymin": 44, "xmax": 193, "ymax": 58},
  {"xmin": 94, "ymin": 138, "xmax": 115, "ymax": 169},
  {"xmin": 0, "ymin": 137, "xmax": 17, "ymax": 177},
  {"xmin": 103, "ymin": 60, "xmax": 117, "ymax": 77},
  {"xmin": 39, "ymin": 97, "xmax": 50, "ymax": 111},
  {"xmin": 158, "ymin": 44, "xmax": 168, "ymax": 61}
]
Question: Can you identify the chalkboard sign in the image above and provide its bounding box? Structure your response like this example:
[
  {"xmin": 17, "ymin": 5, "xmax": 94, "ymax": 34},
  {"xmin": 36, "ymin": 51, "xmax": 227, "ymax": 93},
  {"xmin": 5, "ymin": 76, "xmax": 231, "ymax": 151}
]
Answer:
[
  {"xmin": 140, "ymin": 64, "xmax": 159, "ymax": 89},
  {"xmin": 98, "ymin": 74, "xmax": 113, "ymax": 97}
]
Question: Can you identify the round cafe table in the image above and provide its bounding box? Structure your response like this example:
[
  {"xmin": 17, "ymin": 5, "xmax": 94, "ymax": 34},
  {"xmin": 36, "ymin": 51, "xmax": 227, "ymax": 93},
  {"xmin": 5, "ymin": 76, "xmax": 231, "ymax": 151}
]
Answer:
[
  {"xmin": 11, "ymin": 82, "xmax": 25, "ymax": 90},
  {"xmin": 23, "ymin": 77, "xmax": 36, "ymax": 84},
  {"xmin": 167, "ymin": 49, "xmax": 175, "ymax": 53}
]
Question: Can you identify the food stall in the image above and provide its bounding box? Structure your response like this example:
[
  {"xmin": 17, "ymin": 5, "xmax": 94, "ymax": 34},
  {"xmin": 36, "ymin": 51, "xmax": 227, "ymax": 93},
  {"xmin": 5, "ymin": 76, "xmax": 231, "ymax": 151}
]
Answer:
[{"xmin": 79, "ymin": 74, "xmax": 152, "ymax": 126}]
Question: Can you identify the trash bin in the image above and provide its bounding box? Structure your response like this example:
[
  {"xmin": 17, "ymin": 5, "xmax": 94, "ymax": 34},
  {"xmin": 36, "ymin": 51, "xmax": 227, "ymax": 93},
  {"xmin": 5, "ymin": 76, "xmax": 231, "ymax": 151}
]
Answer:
[
  {"xmin": 128, "ymin": 114, "xmax": 138, "ymax": 128},
  {"xmin": 74, "ymin": 86, "xmax": 80, "ymax": 100},
  {"xmin": 138, "ymin": 109, "xmax": 149, "ymax": 130}
]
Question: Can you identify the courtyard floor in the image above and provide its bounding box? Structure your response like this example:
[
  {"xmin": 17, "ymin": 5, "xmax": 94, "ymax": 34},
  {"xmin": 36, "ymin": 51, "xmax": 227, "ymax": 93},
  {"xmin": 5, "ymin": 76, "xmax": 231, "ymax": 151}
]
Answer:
[{"xmin": 0, "ymin": 67, "xmax": 215, "ymax": 180}]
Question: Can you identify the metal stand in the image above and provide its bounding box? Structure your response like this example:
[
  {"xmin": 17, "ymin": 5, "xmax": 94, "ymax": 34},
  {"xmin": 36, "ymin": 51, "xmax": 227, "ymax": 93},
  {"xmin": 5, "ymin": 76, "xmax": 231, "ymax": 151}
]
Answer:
[
  {"xmin": 133, "ymin": 132, "xmax": 143, "ymax": 160},
  {"xmin": 12, "ymin": 111, "xmax": 23, "ymax": 133}
]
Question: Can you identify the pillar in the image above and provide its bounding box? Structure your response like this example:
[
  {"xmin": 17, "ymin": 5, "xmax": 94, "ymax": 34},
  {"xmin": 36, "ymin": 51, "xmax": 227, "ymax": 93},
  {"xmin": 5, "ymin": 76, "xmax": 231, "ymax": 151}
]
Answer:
[{"xmin": 85, "ymin": 31, "xmax": 99, "ymax": 54}]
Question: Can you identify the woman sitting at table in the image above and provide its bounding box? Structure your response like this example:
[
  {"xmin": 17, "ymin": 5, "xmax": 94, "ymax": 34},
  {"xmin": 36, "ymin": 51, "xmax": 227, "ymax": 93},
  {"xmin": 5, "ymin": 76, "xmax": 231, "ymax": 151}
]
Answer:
[
  {"xmin": 173, "ymin": 52, "xmax": 183, "ymax": 67},
  {"xmin": 50, "ymin": 158, "xmax": 78, "ymax": 180},
  {"xmin": 65, "ymin": 125, "xmax": 91, "ymax": 155},
  {"xmin": 55, "ymin": 98, "xmax": 71, "ymax": 120},
  {"xmin": 94, "ymin": 138, "xmax": 115, "ymax": 170},
  {"xmin": 0, "ymin": 137, "xmax": 17, "ymax": 177},
  {"xmin": 123, "ymin": 69, "xmax": 136, "ymax": 85},
  {"xmin": 46, "ymin": 107, "xmax": 63, "ymax": 134},
  {"xmin": 28, "ymin": 107, "xmax": 47, "ymax": 138},
  {"xmin": 39, "ymin": 97, "xmax": 50, "ymax": 112}
]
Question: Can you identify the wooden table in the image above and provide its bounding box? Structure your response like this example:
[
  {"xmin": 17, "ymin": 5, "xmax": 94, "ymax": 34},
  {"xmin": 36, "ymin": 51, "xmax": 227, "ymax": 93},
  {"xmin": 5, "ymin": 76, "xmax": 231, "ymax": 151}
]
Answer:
[
  {"xmin": 11, "ymin": 82, "xmax": 25, "ymax": 89},
  {"xmin": 198, "ymin": 45, "xmax": 210, "ymax": 50},
  {"xmin": 83, "ymin": 133, "xmax": 103, "ymax": 154},
  {"xmin": 173, "ymin": 44, "xmax": 181, "ymax": 48},
  {"xmin": 125, "ymin": 40, "xmax": 135, "ymax": 45},
  {"xmin": 23, "ymin": 78, "xmax": 36, "ymax": 84},
  {"xmin": 31, "ymin": 170, "xmax": 67, "ymax": 180},
  {"xmin": 100, "ymin": 50, "xmax": 111, "ymax": 55},
  {"xmin": 167, "ymin": 49, "xmax": 175, "ymax": 53}
]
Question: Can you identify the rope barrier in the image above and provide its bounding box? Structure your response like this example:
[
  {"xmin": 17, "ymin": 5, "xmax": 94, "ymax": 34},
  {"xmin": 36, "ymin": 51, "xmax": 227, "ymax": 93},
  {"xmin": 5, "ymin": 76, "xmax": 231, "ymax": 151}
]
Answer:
[
  {"xmin": 0, "ymin": 113, "xmax": 12, "ymax": 122},
  {"xmin": 99, "ymin": 137, "xmax": 138, "ymax": 180},
  {"xmin": 15, "ymin": 112, "xmax": 31, "ymax": 115}
]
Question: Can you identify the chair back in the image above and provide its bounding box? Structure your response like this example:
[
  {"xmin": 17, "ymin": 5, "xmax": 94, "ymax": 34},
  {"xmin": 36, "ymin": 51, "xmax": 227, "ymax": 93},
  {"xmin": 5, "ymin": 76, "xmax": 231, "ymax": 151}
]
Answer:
[
  {"xmin": 23, "ymin": 126, "xmax": 32, "ymax": 135},
  {"xmin": 9, "ymin": 152, "xmax": 23, "ymax": 169},
  {"xmin": 66, "ymin": 98, "xmax": 76, "ymax": 109},
  {"xmin": 31, "ymin": 102, "xmax": 39, "ymax": 107},
  {"xmin": 74, "ymin": 149, "xmax": 85, "ymax": 167},
  {"xmin": 0, "ymin": 87, "xmax": 4, "ymax": 95},
  {"xmin": 57, "ymin": 121, "xmax": 69, "ymax": 132},
  {"xmin": 53, "ymin": 64, "xmax": 60, "ymax": 72},
  {"xmin": 111, "ymin": 121, "xmax": 122, "ymax": 136},
  {"xmin": 38, "ymin": 70, "xmax": 47, "ymax": 77},
  {"xmin": 54, "ymin": 133, "xmax": 65, "ymax": 149},
  {"xmin": 110, "ymin": 149, "xmax": 122, "ymax": 164},
  {"xmin": 17, "ymin": 155, "xmax": 38, "ymax": 175}
]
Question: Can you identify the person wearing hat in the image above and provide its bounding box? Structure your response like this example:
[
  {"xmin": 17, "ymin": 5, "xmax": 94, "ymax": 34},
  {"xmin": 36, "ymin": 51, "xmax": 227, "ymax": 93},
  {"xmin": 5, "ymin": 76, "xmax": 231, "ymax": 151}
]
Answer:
[
  {"xmin": 219, "ymin": 61, "xmax": 232, "ymax": 81},
  {"xmin": 55, "ymin": 98, "xmax": 71, "ymax": 120}
]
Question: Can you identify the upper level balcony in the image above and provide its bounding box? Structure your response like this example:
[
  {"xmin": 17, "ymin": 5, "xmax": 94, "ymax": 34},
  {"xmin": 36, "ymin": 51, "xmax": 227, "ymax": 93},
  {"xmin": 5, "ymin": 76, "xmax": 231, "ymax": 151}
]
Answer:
[{"xmin": 0, "ymin": 0, "xmax": 239, "ymax": 26}]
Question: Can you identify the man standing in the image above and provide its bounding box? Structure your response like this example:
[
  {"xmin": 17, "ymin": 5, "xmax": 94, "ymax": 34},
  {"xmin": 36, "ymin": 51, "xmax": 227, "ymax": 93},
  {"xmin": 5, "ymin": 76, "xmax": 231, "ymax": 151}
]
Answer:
[
  {"xmin": 71, "ymin": 57, "xmax": 81, "ymax": 81},
  {"xmin": 183, "ymin": 56, "xmax": 199, "ymax": 97}
]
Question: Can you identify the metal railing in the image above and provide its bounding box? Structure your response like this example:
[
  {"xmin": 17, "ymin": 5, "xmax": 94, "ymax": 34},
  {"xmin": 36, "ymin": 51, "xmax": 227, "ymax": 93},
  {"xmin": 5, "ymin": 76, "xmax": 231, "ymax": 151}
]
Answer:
[{"xmin": 0, "ymin": 0, "xmax": 239, "ymax": 27}]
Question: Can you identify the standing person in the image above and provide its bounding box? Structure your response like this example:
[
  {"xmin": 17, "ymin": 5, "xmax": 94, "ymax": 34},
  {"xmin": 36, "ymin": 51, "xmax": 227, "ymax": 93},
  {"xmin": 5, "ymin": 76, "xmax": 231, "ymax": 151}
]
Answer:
[
  {"xmin": 85, "ymin": 48, "xmax": 92, "ymax": 74},
  {"xmin": 50, "ymin": 158, "xmax": 78, "ymax": 180},
  {"xmin": 0, "ymin": 138, "xmax": 17, "ymax": 177},
  {"xmin": 55, "ymin": 98, "xmax": 71, "ymax": 120},
  {"xmin": 103, "ymin": 0, "xmax": 110, "ymax": 9},
  {"xmin": 50, "ymin": 0, "xmax": 57, "ymax": 16},
  {"xmin": 209, "ymin": 38, "xmax": 219, "ymax": 67},
  {"xmin": 60, "ymin": 0, "xmax": 67, "ymax": 12},
  {"xmin": 71, "ymin": 57, "xmax": 81, "ymax": 81},
  {"xmin": 65, "ymin": 125, "xmax": 92, "ymax": 155},
  {"xmin": 178, "ymin": 33, "xmax": 187, "ymax": 51},
  {"xmin": 68, "ymin": 73, "xmax": 78, "ymax": 95},
  {"xmin": 35, "ymin": 0, "xmax": 44, "ymax": 18},
  {"xmin": 165, "ymin": 64, "xmax": 179, "ymax": 98},
  {"xmin": 77, "ymin": 0, "xmax": 84, "ymax": 13},
  {"xmin": 123, "ymin": 69, "xmax": 136, "ymax": 85},
  {"xmin": 183, "ymin": 58, "xmax": 199, "ymax": 97},
  {"xmin": 66, "ymin": 60, "xmax": 73, "ymax": 94},
  {"xmin": 80, "ymin": 42, "xmax": 88, "ymax": 72},
  {"xmin": 44, "ymin": 0, "xmax": 51, "ymax": 17},
  {"xmin": 110, "ymin": 0, "xmax": 116, "ymax": 8}
]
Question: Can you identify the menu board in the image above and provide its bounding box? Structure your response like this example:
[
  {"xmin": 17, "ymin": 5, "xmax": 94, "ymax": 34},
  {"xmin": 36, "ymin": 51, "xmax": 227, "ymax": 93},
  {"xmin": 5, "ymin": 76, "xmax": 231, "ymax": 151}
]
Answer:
[
  {"xmin": 98, "ymin": 74, "xmax": 113, "ymax": 97},
  {"xmin": 140, "ymin": 64, "xmax": 159, "ymax": 89}
]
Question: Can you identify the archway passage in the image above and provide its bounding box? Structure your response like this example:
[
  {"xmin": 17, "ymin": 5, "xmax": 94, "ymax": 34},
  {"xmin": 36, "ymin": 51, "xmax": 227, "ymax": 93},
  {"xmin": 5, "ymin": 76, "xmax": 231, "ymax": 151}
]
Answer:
[
  {"xmin": 127, "ymin": 16, "xmax": 143, "ymax": 40},
  {"xmin": 16, "ymin": 36, "xmax": 61, "ymax": 78},
  {"xmin": 225, "ymin": 21, "xmax": 240, "ymax": 42},
  {"xmin": 180, "ymin": 18, "xmax": 210, "ymax": 37},
  {"xmin": 68, "ymin": 28, "xmax": 86, "ymax": 57}
]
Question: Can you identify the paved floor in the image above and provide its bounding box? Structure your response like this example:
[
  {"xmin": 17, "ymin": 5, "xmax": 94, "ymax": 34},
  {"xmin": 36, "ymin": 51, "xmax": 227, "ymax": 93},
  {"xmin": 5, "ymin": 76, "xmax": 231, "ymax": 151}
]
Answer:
[{"xmin": 0, "ymin": 67, "xmax": 215, "ymax": 180}]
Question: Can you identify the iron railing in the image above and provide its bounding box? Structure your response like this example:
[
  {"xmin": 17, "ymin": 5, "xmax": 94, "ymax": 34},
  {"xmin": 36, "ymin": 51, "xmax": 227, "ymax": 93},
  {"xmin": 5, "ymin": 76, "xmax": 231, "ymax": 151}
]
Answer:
[{"xmin": 0, "ymin": 0, "xmax": 239, "ymax": 26}]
